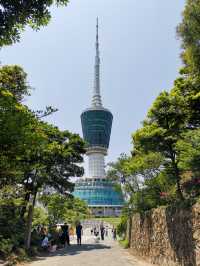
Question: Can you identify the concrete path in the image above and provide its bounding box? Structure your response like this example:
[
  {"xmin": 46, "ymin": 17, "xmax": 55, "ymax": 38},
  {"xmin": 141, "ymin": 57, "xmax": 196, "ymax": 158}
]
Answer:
[{"xmin": 23, "ymin": 233, "xmax": 152, "ymax": 266}]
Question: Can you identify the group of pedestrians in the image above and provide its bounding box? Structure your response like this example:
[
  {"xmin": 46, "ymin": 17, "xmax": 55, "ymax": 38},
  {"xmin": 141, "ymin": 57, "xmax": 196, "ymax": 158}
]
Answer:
[
  {"xmin": 34, "ymin": 222, "xmax": 83, "ymax": 252},
  {"xmin": 60, "ymin": 222, "xmax": 83, "ymax": 246},
  {"xmin": 90, "ymin": 224, "xmax": 117, "ymax": 241},
  {"xmin": 34, "ymin": 221, "xmax": 117, "ymax": 252}
]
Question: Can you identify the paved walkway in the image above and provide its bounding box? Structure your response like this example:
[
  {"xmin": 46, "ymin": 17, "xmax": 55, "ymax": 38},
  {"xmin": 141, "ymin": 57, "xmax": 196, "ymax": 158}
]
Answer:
[{"xmin": 23, "ymin": 233, "xmax": 152, "ymax": 266}]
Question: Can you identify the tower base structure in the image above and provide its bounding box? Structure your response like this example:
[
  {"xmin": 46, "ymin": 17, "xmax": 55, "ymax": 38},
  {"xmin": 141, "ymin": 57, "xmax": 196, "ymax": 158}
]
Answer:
[
  {"xmin": 89, "ymin": 205, "xmax": 122, "ymax": 217},
  {"xmin": 73, "ymin": 178, "xmax": 124, "ymax": 217}
]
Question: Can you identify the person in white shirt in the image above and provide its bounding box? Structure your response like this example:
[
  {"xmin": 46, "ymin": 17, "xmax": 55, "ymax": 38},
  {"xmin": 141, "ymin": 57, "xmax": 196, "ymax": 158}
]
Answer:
[{"xmin": 41, "ymin": 236, "xmax": 49, "ymax": 249}]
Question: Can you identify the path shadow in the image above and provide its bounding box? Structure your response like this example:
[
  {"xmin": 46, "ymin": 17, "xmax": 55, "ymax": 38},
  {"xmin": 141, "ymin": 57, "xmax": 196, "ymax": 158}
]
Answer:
[
  {"xmin": 31, "ymin": 243, "xmax": 111, "ymax": 262},
  {"xmin": 55, "ymin": 243, "xmax": 111, "ymax": 256}
]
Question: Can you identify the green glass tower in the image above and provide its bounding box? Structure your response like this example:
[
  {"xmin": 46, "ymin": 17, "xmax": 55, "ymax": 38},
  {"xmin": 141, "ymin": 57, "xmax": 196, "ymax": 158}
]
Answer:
[{"xmin": 73, "ymin": 19, "xmax": 124, "ymax": 217}]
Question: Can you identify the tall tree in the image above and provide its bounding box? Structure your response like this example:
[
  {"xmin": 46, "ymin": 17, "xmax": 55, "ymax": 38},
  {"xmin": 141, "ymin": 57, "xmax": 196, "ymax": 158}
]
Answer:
[
  {"xmin": 133, "ymin": 91, "xmax": 187, "ymax": 200},
  {"xmin": 0, "ymin": 64, "xmax": 86, "ymax": 249},
  {"xmin": 107, "ymin": 152, "xmax": 163, "ymax": 214},
  {"xmin": 21, "ymin": 122, "xmax": 85, "ymax": 249}
]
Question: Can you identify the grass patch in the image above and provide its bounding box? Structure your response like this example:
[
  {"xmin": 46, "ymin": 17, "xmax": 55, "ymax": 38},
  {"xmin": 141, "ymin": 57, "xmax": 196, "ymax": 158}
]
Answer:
[{"xmin": 92, "ymin": 217, "xmax": 121, "ymax": 227}]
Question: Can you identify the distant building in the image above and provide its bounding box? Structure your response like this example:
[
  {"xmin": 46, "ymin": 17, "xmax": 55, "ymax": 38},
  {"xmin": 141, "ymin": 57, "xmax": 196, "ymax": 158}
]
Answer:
[{"xmin": 73, "ymin": 19, "xmax": 124, "ymax": 217}]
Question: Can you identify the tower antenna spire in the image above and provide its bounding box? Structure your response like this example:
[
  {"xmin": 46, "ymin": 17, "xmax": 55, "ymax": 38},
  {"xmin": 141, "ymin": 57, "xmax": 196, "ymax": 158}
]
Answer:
[
  {"xmin": 92, "ymin": 17, "xmax": 102, "ymax": 107},
  {"xmin": 96, "ymin": 17, "xmax": 99, "ymax": 45}
]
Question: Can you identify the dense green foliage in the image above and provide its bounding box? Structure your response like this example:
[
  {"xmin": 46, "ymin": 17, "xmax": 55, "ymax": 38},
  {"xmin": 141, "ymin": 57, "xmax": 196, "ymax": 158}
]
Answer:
[
  {"xmin": 0, "ymin": 2, "xmax": 86, "ymax": 260},
  {"xmin": 133, "ymin": 90, "xmax": 187, "ymax": 199},
  {"xmin": 0, "ymin": 186, "xmax": 25, "ymax": 258},
  {"xmin": 0, "ymin": 65, "xmax": 86, "ymax": 257},
  {"xmin": 32, "ymin": 207, "xmax": 48, "ymax": 228},
  {"xmin": 1, "ymin": 0, "xmax": 200, "ymax": 258},
  {"xmin": 40, "ymin": 193, "xmax": 90, "ymax": 225},
  {"xmin": 178, "ymin": 129, "xmax": 200, "ymax": 176},
  {"xmin": 117, "ymin": 215, "xmax": 128, "ymax": 238},
  {"xmin": 177, "ymin": 0, "xmax": 200, "ymax": 75},
  {"xmin": 109, "ymin": 0, "xmax": 200, "ymax": 240},
  {"xmin": 0, "ymin": 0, "xmax": 69, "ymax": 47}
]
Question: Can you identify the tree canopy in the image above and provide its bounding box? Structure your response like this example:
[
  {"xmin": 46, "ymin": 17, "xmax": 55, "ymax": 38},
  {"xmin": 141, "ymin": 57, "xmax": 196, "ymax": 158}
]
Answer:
[
  {"xmin": 111, "ymin": 2, "xmax": 200, "ymax": 224},
  {"xmin": 177, "ymin": 0, "xmax": 200, "ymax": 75},
  {"xmin": 0, "ymin": 64, "xmax": 86, "ymax": 252},
  {"xmin": 40, "ymin": 193, "xmax": 90, "ymax": 225},
  {"xmin": 0, "ymin": 0, "xmax": 69, "ymax": 47}
]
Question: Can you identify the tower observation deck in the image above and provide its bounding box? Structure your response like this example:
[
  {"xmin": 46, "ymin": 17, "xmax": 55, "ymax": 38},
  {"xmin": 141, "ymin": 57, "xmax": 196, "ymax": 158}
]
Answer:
[
  {"xmin": 74, "ymin": 19, "xmax": 124, "ymax": 217},
  {"xmin": 81, "ymin": 18, "xmax": 113, "ymax": 179}
]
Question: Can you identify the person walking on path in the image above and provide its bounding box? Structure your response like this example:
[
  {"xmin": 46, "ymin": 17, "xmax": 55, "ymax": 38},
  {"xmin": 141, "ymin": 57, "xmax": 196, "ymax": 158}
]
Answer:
[
  {"xmin": 76, "ymin": 222, "xmax": 83, "ymax": 245},
  {"xmin": 61, "ymin": 223, "xmax": 70, "ymax": 246},
  {"xmin": 112, "ymin": 227, "xmax": 117, "ymax": 240},
  {"xmin": 100, "ymin": 224, "xmax": 105, "ymax": 240},
  {"xmin": 105, "ymin": 227, "xmax": 108, "ymax": 237}
]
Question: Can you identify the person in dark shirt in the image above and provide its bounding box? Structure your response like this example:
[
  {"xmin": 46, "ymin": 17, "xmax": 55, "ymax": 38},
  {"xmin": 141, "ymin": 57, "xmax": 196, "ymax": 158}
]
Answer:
[
  {"xmin": 76, "ymin": 222, "xmax": 83, "ymax": 245},
  {"xmin": 61, "ymin": 223, "xmax": 70, "ymax": 246},
  {"xmin": 100, "ymin": 225, "xmax": 105, "ymax": 240}
]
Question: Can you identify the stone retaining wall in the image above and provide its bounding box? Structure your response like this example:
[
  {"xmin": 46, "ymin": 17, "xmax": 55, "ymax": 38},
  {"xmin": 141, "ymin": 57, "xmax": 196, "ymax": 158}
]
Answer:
[{"xmin": 129, "ymin": 203, "xmax": 200, "ymax": 266}]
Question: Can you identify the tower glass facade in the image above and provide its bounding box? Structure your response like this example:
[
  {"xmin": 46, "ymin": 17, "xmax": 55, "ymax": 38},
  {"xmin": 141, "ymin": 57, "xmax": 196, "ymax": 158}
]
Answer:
[
  {"xmin": 81, "ymin": 109, "xmax": 113, "ymax": 149},
  {"xmin": 74, "ymin": 178, "xmax": 124, "ymax": 206}
]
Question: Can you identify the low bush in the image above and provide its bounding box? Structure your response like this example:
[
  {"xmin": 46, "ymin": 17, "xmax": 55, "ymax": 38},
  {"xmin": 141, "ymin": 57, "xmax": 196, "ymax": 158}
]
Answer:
[
  {"xmin": 119, "ymin": 239, "xmax": 129, "ymax": 249},
  {"xmin": 117, "ymin": 216, "xmax": 128, "ymax": 239},
  {"xmin": 0, "ymin": 238, "xmax": 13, "ymax": 258}
]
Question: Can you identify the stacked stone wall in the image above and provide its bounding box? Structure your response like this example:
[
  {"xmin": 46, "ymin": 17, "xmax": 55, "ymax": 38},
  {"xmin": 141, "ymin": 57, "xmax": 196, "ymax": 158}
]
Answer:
[{"xmin": 129, "ymin": 203, "xmax": 200, "ymax": 266}]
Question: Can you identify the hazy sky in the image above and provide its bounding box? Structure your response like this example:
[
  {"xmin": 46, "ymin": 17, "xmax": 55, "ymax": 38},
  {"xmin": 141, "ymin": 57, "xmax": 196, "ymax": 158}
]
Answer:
[{"xmin": 1, "ymin": 0, "xmax": 185, "ymax": 175}]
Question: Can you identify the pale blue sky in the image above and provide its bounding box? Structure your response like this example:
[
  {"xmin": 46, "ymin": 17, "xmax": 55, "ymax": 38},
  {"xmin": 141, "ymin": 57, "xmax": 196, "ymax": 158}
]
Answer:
[{"xmin": 1, "ymin": 0, "xmax": 185, "ymax": 174}]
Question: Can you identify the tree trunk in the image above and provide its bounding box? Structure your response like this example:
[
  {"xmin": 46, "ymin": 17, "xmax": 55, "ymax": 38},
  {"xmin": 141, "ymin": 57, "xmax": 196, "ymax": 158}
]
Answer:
[
  {"xmin": 174, "ymin": 163, "xmax": 184, "ymax": 200},
  {"xmin": 20, "ymin": 191, "xmax": 31, "ymax": 220},
  {"xmin": 127, "ymin": 215, "xmax": 132, "ymax": 248},
  {"xmin": 169, "ymin": 148, "xmax": 184, "ymax": 201},
  {"xmin": 176, "ymin": 175, "xmax": 184, "ymax": 200},
  {"xmin": 24, "ymin": 191, "xmax": 37, "ymax": 250}
]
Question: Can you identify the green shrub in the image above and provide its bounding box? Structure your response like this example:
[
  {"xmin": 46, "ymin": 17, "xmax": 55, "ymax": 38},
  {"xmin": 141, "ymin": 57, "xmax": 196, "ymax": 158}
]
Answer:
[
  {"xmin": 117, "ymin": 216, "xmax": 128, "ymax": 238},
  {"xmin": 32, "ymin": 207, "xmax": 48, "ymax": 227},
  {"xmin": 15, "ymin": 247, "xmax": 26, "ymax": 258},
  {"xmin": 119, "ymin": 239, "xmax": 129, "ymax": 249},
  {"xmin": 0, "ymin": 238, "xmax": 13, "ymax": 258}
]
